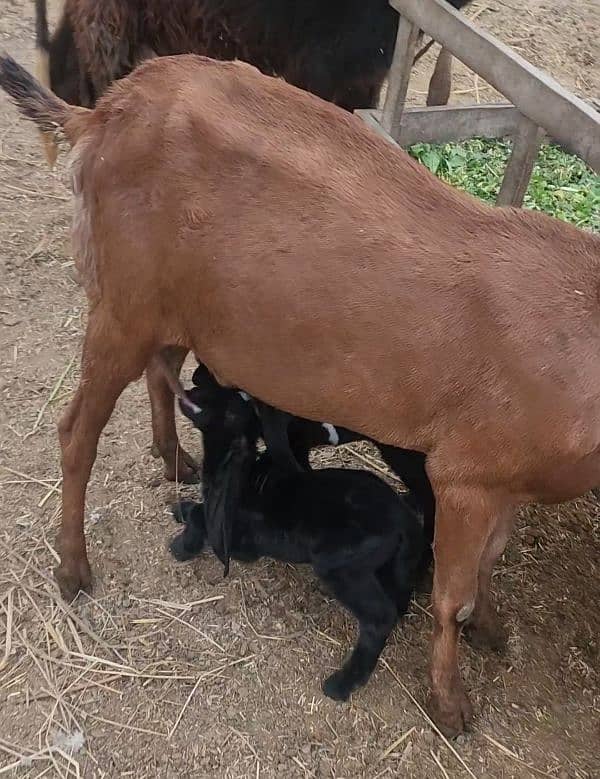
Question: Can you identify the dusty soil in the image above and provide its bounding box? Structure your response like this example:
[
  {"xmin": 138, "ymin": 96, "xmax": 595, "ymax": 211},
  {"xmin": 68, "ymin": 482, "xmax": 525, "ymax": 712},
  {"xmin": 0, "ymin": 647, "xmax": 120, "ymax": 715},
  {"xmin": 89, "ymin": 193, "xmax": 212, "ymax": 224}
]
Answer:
[
  {"xmin": 407, "ymin": 0, "xmax": 600, "ymax": 107},
  {"xmin": 0, "ymin": 1, "xmax": 599, "ymax": 777}
]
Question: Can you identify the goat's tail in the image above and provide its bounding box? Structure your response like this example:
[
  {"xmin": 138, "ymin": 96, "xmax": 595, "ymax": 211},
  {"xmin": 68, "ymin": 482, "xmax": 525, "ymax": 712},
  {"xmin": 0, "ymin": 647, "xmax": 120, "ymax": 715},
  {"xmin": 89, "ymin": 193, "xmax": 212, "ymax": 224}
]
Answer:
[{"xmin": 0, "ymin": 54, "xmax": 89, "ymax": 151}]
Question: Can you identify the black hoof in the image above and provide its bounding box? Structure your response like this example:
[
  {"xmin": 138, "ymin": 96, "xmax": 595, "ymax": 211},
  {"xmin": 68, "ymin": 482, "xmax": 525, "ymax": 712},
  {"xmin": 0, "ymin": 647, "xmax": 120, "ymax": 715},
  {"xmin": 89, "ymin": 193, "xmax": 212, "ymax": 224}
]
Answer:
[
  {"xmin": 322, "ymin": 670, "xmax": 353, "ymax": 702},
  {"xmin": 170, "ymin": 500, "xmax": 199, "ymax": 525},
  {"xmin": 169, "ymin": 532, "xmax": 201, "ymax": 562}
]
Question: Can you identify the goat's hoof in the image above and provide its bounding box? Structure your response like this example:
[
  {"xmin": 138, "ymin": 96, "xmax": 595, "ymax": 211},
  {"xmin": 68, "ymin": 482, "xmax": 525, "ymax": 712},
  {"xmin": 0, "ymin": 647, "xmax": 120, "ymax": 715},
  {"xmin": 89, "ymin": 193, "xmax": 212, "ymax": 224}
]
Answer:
[
  {"xmin": 163, "ymin": 449, "xmax": 200, "ymax": 484},
  {"xmin": 427, "ymin": 685, "xmax": 473, "ymax": 739},
  {"xmin": 54, "ymin": 559, "xmax": 92, "ymax": 602},
  {"xmin": 322, "ymin": 671, "xmax": 353, "ymax": 702},
  {"xmin": 170, "ymin": 500, "xmax": 197, "ymax": 525},
  {"xmin": 169, "ymin": 533, "xmax": 197, "ymax": 562},
  {"xmin": 465, "ymin": 617, "xmax": 508, "ymax": 654}
]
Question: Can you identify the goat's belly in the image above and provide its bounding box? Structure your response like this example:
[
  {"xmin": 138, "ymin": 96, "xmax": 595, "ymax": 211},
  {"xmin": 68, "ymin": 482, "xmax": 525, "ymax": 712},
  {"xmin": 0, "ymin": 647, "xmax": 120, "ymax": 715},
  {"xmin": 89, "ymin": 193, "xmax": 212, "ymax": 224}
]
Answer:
[
  {"xmin": 425, "ymin": 394, "xmax": 600, "ymax": 502},
  {"xmin": 531, "ymin": 446, "xmax": 600, "ymax": 503}
]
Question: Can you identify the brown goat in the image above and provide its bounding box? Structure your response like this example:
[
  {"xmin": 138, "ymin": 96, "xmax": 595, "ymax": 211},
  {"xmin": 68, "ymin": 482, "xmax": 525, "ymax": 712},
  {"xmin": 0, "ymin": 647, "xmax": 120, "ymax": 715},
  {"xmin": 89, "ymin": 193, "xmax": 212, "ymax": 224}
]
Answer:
[
  {"xmin": 1, "ymin": 53, "xmax": 599, "ymax": 737},
  {"xmin": 33, "ymin": 0, "xmax": 465, "ymax": 478}
]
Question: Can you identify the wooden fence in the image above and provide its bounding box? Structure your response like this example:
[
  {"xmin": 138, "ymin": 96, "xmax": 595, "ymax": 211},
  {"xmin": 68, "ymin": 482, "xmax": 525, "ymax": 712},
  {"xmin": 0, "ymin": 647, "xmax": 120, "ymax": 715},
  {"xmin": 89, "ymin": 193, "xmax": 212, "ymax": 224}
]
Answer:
[{"xmin": 356, "ymin": 0, "xmax": 600, "ymax": 207}]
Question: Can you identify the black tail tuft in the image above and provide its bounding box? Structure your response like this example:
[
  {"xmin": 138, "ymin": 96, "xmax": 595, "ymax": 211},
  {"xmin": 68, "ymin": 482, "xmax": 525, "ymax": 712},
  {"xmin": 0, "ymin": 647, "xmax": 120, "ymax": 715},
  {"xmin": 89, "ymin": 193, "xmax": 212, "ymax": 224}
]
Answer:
[
  {"xmin": 0, "ymin": 53, "xmax": 69, "ymax": 134},
  {"xmin": 35, "ymin": 0, "xmax": 50, "ymax": 51}
]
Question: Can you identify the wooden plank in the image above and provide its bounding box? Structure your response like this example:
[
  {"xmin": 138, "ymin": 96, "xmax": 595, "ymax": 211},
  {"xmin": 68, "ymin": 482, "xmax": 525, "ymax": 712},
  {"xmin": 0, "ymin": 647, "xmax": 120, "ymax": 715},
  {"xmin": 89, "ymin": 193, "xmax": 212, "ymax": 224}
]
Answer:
[
  {"xmin": 497, "ymin": 114, "xmax": 544, "ymax": 207},
  {"xmin": 381, "ymin": 16, "xmax": 419, "ymax": 136},
  {"xmin": 401, "ymin": 103, "xmax": 520, "ymax": 145},
  {"xmin": 356, "ymin": 104, "xmax": 522, "ymax": 146},
  {"xmin": 355, "ymin": 109, "xmax": 401, "ymax": 146},
  {"xmin": 389, "ymin": 0, "xmax": 600, "ymax": 172}
]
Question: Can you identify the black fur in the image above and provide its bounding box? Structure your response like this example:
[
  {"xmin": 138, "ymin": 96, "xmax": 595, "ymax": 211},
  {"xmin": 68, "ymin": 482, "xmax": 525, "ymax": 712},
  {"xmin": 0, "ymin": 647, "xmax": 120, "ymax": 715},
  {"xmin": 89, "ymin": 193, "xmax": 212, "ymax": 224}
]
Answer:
[
  {"xmin": 35, "ymin": 1, "xmax": 93, "ymax": 106},
  {"xmin": 170, "ymin": 365, "xmax": 424, "ymax": 701},
  {"xmin": 265, "ymin": 403, "xmax": 435, "ymax": 577},
  {"xmin": 37, "ymin": 0, "xmax": 471, "ymax": 110}
]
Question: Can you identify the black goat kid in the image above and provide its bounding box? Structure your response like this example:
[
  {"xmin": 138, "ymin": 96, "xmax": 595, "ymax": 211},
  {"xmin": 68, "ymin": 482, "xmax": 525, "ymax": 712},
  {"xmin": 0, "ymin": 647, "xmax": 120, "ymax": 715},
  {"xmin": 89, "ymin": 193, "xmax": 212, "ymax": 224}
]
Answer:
[
  {"xmin": 256, "ymin": 399, "xmax": 435, "ymax": 578},
  {"xmin": 170, "ymin": 366, "xmax": 424, "ymax": 701}
]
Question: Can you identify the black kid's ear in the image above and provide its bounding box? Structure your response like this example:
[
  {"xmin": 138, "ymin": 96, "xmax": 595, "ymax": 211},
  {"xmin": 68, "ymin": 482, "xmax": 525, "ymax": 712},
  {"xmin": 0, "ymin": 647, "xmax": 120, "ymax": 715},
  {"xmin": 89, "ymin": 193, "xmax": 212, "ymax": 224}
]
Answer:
[
  {"xmin": 204, "ymin": 442, "xmax": 249, "ymax": 577},
  {"xmin": 192, "ymin": 362, "xmax": 219, "ymax": 390}
]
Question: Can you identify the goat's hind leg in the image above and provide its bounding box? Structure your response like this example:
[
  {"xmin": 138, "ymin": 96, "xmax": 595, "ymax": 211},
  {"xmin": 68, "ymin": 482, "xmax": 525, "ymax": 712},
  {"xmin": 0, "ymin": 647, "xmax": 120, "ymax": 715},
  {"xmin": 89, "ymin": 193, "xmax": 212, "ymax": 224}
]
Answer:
[
  {"xmin": 318, "ymin": 567, "xmax": 397, "ymax": 701},
  {"xmin": 57, "ymin": 314, "xmax": 151, "ymax": 601},
  {"xmin": 146, "ymin": 346, "xmax": 199, "ymax": 483}
]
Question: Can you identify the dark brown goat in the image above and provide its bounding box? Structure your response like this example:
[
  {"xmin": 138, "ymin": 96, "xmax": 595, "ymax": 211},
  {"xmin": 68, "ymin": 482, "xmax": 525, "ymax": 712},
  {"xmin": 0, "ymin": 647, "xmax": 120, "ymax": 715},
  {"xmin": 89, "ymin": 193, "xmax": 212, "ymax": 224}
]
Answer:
[
  {"xmin": 35, "ymin": 0, "xmax": 469, "ymax": 154},
  {"xmin": 1, "ymin": 54, "xmax": 599, "ymax": 738}
]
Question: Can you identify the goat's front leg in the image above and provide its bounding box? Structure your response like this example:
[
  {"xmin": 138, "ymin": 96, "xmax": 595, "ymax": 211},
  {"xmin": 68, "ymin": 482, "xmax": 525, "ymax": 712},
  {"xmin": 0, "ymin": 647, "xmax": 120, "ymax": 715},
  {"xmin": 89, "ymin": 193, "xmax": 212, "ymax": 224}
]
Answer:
[
  {"xmin": 57, "ymin": 316, "xmax": 151, "ymax": 601},
  {"xmin": 318, "ymin": 568, "xmax": 397, "ymax": 701},
  {"xmin": 427, "ymin": 483, "xmax": 508, "ymax": 737},
  {"xmin": 146, "ymin": 346, "xmax": 199, "ymax": 483}
]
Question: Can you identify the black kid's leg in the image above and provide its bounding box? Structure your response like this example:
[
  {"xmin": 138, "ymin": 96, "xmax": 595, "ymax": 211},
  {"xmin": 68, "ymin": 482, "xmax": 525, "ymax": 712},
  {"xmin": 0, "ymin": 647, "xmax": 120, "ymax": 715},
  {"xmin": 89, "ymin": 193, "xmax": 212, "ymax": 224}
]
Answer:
[
  {"xmin": 169, "ymin": 502, "xmax": 207, "ymax": 561},
  {"xmin": 256, "ymin": 402, "xmax": 303, "ymax": 472},
  {"xmin": 318, "ymin": 568, "xmax": 397, "ymax": 701},
  {"xmin": 376, "ymin": 556, "xmax": 415, "ymax": 616},
  {"xmin": 379, "ymin": 446, "xmax": 435, "ymax": 582}
]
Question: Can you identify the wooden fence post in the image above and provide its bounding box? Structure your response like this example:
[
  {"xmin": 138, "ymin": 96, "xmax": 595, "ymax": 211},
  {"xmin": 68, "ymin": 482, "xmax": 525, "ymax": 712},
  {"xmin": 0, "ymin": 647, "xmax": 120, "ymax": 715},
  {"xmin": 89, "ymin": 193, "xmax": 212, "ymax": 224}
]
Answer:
[
  {"xmin": 496, "ymin": 114, "xmax": 544, "ymax": 207},
  {"xmin": 381, "ymin": 16, "xmax": 419, "ymax": 137},
  {"xmin": 390, "ymin": 0, "xmax": 600, "ymax": 172}
]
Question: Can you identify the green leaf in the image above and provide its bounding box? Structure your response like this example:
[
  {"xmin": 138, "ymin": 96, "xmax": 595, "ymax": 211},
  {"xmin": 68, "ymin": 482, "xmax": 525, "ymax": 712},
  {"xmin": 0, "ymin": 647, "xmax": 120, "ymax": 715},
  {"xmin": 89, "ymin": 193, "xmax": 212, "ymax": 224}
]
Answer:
[
  {"xmin": 407, "ymin": 138, "xmax": 599, "ymax": 231},
  {"xmin": 420, "ymin": 149, "xmax": 442, "ymax": 174}
]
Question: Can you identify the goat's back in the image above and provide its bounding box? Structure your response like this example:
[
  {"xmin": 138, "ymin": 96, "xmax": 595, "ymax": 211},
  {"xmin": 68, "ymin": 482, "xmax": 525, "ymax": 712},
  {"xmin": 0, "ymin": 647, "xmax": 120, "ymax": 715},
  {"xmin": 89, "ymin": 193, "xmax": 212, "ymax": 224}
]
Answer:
[{"xmin": 72, "ymin": 55, "xmax": 600, "ymax": 501}]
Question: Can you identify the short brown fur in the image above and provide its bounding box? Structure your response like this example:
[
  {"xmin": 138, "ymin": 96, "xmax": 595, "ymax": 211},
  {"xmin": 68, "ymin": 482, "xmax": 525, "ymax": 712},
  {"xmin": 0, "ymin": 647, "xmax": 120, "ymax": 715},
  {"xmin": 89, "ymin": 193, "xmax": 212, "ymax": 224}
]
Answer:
[{"xmin": 1, "ymin": 54, "xmax": 599, "ymax": 737}]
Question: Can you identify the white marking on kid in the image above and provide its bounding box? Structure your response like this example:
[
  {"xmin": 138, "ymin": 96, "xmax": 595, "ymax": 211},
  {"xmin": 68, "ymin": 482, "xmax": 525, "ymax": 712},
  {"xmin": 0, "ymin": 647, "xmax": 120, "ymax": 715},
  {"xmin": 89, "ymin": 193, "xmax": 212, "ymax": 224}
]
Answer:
[
  {"xmin": 322, "ymin": 423, "xmax": 339, "ymax": 446},
  {"xmin": 182, "ymin": 397, "xmax": 202, "ymax": 414}
]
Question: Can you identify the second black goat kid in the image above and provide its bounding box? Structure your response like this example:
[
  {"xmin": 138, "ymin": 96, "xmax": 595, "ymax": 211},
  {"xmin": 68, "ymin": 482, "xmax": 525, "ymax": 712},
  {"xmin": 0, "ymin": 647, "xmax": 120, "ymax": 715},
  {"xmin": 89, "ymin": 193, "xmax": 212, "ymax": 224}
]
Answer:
[{"xmin": 170, "ymin": 365, "xmax": 424, "ymax": 701}]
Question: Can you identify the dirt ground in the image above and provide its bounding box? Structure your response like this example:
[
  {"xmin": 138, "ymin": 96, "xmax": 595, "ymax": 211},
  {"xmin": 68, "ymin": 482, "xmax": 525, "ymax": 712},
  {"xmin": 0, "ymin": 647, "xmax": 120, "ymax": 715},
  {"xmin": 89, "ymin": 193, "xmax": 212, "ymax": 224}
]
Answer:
[{"xmin": 0, "ymin": 1, "xmax": 599, "ymax": 777}]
